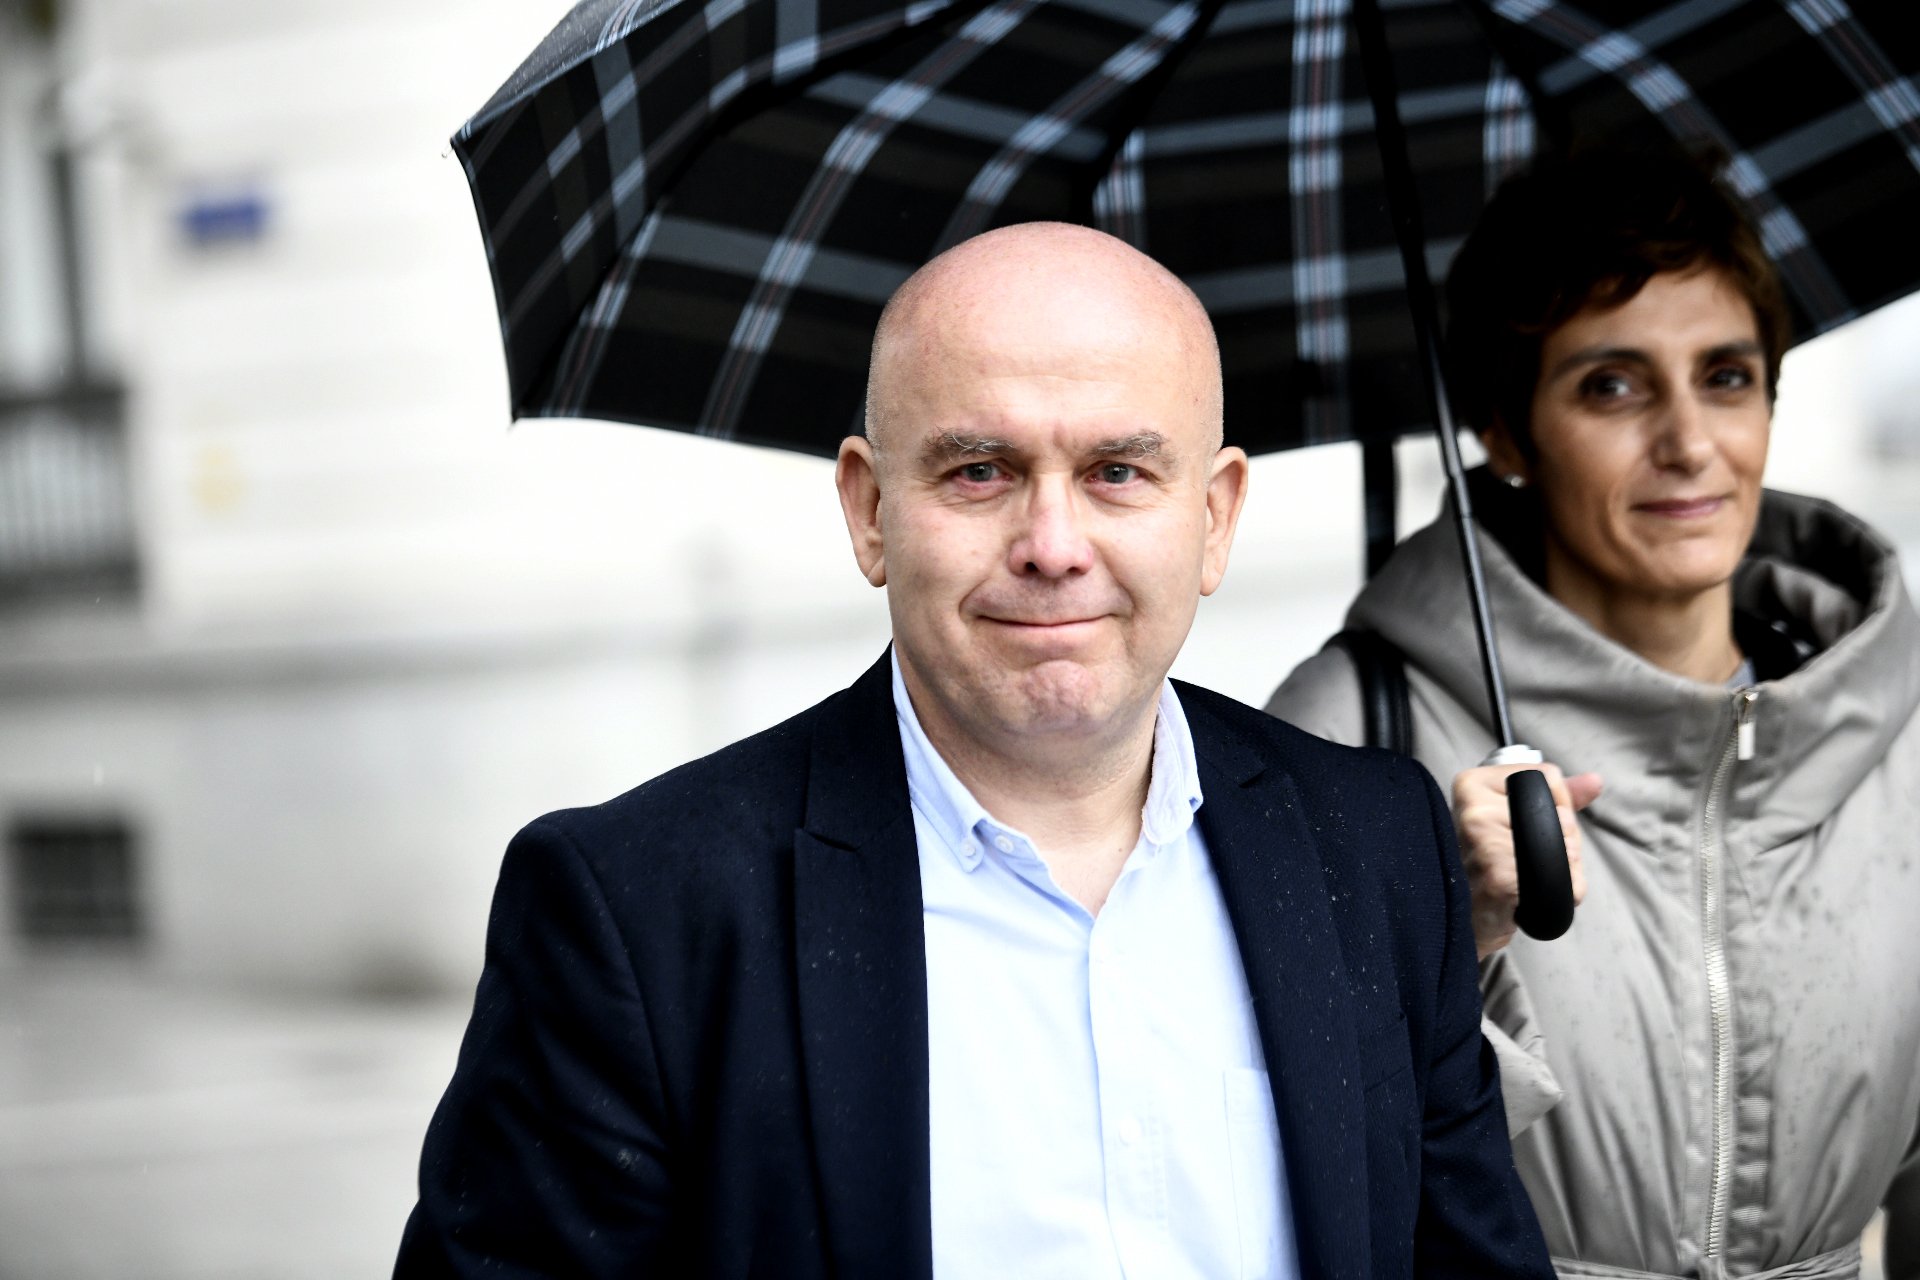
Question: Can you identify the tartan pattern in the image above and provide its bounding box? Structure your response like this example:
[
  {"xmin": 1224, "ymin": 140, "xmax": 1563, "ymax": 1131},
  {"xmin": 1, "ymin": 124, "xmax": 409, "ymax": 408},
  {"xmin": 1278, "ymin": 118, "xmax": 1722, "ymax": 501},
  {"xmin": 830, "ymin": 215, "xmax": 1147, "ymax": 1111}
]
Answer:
[
  {"xmin": 1287, "ymin": 0, "xmax": 1354, "ymax": 445},
  {"xmin": 456, "ymin": 0, "xmax": 1920, "ymax": 456}
]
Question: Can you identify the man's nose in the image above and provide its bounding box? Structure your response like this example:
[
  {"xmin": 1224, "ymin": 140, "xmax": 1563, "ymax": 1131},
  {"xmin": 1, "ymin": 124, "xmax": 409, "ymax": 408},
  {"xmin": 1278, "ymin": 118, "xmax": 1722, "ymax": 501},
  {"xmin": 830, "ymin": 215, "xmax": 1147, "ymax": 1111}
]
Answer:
[
  {"xmin": 1008, "ymin": 477, "xmax": 1096, "ymax": 579},
  {"xmin": 1650, "ymin": 389, "xmax": 1715, "ymax": 473}
]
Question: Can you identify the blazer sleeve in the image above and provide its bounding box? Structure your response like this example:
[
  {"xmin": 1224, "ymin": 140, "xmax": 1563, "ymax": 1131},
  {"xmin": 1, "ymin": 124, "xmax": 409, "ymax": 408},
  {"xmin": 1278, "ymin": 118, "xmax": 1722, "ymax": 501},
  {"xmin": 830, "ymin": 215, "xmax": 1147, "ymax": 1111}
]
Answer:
[
  {"xmin": 1408, "ymin": 764, "xmax": 1555, "ymax": 1278},
  {"xmin": 1885, "ymin": 1108, "xmax": 1920, "ymax": 1280},
  {"xmin": 394, "ymin": 818, "xmax": 676, "ymax": 1278}
]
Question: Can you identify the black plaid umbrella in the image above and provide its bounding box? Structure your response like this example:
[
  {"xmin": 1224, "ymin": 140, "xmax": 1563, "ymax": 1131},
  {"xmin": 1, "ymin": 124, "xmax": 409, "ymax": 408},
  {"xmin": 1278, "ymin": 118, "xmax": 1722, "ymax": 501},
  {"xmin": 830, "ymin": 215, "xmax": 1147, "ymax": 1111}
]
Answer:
[
  {"xmin": 455, "ymin": 0, "xmax": 1920, "ymax": 937},
  {"xmin": 455, "ymin": 0, "xmax": 1920, "ymax": 461}
]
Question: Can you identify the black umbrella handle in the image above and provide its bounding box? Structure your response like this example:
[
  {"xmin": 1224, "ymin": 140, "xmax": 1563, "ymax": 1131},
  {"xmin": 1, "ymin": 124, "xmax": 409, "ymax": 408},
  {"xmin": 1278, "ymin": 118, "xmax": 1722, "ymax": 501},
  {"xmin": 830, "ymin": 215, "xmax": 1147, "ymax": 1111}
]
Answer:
[
  {"xmin": 1483, "ymin": 747, "xmax": 1576, "ymax": 941},
  {"xmin": 1509, "ymin": 771, "xmax": 1575, "ymax": 940}
]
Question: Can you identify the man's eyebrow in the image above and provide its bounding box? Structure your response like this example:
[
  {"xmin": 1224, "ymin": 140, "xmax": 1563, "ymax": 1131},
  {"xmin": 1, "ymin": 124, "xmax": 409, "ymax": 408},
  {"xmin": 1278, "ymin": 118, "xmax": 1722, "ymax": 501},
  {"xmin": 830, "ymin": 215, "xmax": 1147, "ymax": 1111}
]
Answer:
[
  {"xmin": 1089, "ymin": 433, "xmax": 1168, "ymax": 461},
  {"xmin": 920, "ymin": 431, "xmax": 1018, "ymax": 466},
  {"xmin": 916, "ymin": 430, "xmax": 1172, "ymax": 467}
]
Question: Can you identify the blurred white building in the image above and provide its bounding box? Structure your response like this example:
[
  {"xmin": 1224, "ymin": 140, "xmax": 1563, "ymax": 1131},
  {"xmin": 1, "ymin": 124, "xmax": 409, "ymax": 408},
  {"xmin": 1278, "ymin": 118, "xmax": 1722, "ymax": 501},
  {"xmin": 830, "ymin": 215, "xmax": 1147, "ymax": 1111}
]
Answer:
[
  {"xmin": 1, "ymin": 0, "xmax": 1916, "ymax": 997},
  {"xmin": 0, "ymin": 0, "xmax": 875, "ymax": 993},
  {"xmin": 0, "ymin": 0, "xmax": 1338, "ymax": 996}
]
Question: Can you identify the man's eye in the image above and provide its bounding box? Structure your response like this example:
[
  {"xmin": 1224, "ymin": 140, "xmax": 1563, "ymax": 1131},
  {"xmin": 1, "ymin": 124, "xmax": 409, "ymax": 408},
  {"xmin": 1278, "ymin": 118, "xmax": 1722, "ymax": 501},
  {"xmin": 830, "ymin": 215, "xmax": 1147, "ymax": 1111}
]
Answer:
[
  {"xmin": 957, "ymin": 462, "xmax": 999, "ymax": 483},
  {"xmin": 1097, "ymin": 463, "xmax": 1138, "ymax": 485}
]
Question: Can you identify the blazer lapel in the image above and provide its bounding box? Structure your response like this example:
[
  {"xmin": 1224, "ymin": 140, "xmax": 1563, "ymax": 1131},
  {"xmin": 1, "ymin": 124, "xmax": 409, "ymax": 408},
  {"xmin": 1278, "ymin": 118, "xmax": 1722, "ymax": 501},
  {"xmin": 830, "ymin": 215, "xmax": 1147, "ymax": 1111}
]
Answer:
[
  {"xmin": 792, "ymin": 651, "xmax": 933, "ymax": 1280},
  {"xmin": 1187, "ymin": 697, "xmax": 1369, "ymax": 1280}
]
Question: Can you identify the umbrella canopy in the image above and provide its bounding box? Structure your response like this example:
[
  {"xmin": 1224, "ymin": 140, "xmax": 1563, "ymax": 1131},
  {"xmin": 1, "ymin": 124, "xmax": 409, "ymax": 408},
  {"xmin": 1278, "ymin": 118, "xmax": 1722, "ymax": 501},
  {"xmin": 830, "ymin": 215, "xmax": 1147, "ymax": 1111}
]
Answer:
[{"xmin": 456, "ymin": 0, "xmax": 1920, "ymax": 458}]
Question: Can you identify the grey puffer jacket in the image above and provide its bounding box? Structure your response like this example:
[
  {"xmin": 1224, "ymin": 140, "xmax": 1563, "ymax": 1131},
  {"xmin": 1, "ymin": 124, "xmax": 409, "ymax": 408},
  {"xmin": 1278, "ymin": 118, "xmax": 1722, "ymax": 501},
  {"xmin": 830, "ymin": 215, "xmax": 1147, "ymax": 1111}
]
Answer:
[{"xmin": 1268, "ymin": 487, "xmax": 1920, "ymax": 1280}]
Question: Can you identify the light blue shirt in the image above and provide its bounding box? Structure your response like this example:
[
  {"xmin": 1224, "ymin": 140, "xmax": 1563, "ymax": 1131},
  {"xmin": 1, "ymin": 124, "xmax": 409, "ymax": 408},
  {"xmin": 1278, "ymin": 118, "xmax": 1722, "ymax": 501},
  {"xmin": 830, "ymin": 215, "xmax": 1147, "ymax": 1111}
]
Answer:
[{"xmin": 893, "ymin": 656, "xmax": 1298, "ymax": 1280}]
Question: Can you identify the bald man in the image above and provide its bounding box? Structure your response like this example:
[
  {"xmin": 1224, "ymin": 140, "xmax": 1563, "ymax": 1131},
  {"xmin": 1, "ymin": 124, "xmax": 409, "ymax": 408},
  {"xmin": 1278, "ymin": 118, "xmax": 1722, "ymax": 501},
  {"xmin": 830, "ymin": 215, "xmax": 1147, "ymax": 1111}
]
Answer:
[{"xmin": 396, "ymin": 225, "xmax": 1552, "ymax": 1279}]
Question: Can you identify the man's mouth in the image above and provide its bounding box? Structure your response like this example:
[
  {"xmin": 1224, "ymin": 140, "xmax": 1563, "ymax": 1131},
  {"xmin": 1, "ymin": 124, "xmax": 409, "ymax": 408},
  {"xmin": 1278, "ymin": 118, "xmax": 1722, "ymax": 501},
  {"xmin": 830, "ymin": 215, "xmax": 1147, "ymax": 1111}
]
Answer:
[
  {"xmin": 980, "ymin": 616, "xmax": 1111, "ymax": 647},
  {"xmin": 987, "ymin": 616, "xmax": 1103, "ymax": 628}
]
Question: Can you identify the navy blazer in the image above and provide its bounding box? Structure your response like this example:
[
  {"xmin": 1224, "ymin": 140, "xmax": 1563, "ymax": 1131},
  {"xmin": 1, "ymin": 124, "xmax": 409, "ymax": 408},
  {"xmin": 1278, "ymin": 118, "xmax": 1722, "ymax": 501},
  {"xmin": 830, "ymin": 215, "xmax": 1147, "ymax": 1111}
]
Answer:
[{"xmin": 396, "ymin": 651, "xmax": 1551, "ymax": 1278}]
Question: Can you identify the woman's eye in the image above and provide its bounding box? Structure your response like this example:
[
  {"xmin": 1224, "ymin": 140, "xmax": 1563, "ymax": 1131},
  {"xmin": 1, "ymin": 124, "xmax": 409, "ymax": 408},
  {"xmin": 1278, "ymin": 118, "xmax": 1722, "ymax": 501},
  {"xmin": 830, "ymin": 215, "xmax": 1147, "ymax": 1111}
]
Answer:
[
  {"xmin": 1706, "ymin": 364, "xmax": 1755, "ymax": 391},
  {"xmin": 958, "ymin": 462, "xmax": 999, "ymax": 483},
  {"xmin": 1579, "ymin": 371, "xmax": 1633, "ymax": 400},
  {"xmin": 1097, "ymin": 463, "xmax": 1138, "ymax": 485}
]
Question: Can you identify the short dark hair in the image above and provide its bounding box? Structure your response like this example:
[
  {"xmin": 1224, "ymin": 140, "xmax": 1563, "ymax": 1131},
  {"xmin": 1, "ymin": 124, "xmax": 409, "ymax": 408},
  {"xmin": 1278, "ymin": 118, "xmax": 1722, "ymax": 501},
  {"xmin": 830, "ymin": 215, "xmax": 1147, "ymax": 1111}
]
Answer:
[{"xmin": 1443, "ymin": 147, "xmax": 1790, "ymax": 454}]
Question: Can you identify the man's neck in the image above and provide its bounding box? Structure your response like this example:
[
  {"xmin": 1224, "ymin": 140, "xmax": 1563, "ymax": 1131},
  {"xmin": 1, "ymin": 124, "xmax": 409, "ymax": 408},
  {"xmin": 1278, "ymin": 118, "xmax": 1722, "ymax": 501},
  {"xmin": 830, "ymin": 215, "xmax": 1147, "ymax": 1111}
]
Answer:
[{"xmin": 903, "ymin": 672, "xmax": 1159, "ymax": 916}]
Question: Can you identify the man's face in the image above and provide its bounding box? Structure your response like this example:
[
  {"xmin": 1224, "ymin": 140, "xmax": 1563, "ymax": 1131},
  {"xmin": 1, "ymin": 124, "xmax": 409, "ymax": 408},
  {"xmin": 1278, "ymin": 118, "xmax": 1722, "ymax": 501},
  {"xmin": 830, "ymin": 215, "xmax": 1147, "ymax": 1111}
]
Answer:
[{"xmin": 838, "ymin": 267, "xmax": 1245, "ymax": 757}]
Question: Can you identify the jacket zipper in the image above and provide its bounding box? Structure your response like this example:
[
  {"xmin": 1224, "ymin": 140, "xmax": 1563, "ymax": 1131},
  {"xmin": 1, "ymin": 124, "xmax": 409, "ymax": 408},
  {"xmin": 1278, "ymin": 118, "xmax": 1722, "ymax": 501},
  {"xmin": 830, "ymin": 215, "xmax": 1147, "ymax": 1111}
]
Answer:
[{"xmin": 1702, "ymin": 687, "xmax": 1758, "ymax": 1260}]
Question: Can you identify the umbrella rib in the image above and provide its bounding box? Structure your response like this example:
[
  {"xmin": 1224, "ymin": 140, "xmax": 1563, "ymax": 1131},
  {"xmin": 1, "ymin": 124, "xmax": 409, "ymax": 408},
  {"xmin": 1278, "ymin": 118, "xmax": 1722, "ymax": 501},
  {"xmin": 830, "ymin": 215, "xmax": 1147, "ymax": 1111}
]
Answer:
[
  {"xmin": 1486, "ymin": 0, "xmax": 1854, "ymax": 329},
  {"xmin": 1784, "ymin": 3, "xmax": 1920, "ymax": 168},
  {"xmin": 697, "ymin": 0, "xmax": 1049, "ymax": 436},
  {"xmin": 493, "ymin": 0, "xmax": 1012, "ymax": 416},
  {"xmin": 492, "ymin": 1, "xmax": 961, "ymax": 255},
  {"xmin": 1068, "ymin": 0, "xmax": 1241, "ymax": 229},
  {"xmin": 938, "ymin": 0, "xmax": 1208, "ymax": 248},
  {"xmin": 1454, "ymin": 0, "xmax": 1571, "ymax": 150}
]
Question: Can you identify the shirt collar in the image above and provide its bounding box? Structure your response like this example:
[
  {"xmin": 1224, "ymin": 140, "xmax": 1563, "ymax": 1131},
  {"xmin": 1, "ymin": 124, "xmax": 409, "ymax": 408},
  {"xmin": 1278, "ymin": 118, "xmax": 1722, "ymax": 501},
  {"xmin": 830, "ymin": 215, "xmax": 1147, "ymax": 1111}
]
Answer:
[
  {"xmin": 892, "ymin": 653, "xmax": 994, "ymax": 869},
  {"xmin": 1140, "ymin": 679, "xmax": 1205, "ymax": 848},
  {"xmin": 890, "ymin": 651, "xmax": 1204, "ymax": 873}
]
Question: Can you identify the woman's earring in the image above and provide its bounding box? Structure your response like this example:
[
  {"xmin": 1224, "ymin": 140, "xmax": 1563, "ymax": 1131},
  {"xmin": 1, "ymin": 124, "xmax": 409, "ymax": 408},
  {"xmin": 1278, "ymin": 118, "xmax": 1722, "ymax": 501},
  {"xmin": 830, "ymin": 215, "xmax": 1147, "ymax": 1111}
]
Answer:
[{"xmin": 1501, "ymin": 472, "xmax": 1527, "ymax": 490}]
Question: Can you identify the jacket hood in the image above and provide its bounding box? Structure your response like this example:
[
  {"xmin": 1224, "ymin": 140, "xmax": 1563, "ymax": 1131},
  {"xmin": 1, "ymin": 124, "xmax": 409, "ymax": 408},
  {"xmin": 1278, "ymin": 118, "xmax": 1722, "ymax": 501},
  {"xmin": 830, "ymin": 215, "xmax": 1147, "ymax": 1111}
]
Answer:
[{"xmin": 1346, "ymin": 474, "xmax": 1920, "ymax": 852}]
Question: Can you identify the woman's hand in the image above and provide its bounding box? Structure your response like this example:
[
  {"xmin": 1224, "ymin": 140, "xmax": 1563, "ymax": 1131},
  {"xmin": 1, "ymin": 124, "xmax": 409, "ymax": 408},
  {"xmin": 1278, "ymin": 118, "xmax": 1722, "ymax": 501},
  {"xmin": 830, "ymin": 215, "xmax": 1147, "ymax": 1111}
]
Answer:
[{"xmin": 1452, "ymin": 763, "xmax": 1603, "ymax": 960}]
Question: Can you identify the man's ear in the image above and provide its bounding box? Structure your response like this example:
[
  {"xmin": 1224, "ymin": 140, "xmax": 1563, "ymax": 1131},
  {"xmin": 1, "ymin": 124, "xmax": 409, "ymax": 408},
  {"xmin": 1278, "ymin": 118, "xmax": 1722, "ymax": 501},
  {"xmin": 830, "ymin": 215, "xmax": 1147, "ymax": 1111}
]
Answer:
[
  {"xmin": 1481, "ymin": 418, "xmax": 1530, "ymax": 486},
  {"xmin": 1199, "ymin": 445, "xmax": 1250, "ymax": 597},
  {"xmin": 836, "ymin": 435, "xmax": 887, "ymax": 587}
]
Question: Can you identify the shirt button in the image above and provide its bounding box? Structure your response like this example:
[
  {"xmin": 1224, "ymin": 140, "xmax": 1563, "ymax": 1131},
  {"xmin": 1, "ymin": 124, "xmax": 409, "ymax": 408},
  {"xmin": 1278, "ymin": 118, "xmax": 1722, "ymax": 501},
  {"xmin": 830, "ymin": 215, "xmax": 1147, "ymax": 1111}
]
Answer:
[
  {"xmin": 1117, "ymin": 1117, "xmax": 1142, "ymax": 1146},
  {"xmin": 993, "ymin": 835, "xmax": 1013, "ymax": 853}
]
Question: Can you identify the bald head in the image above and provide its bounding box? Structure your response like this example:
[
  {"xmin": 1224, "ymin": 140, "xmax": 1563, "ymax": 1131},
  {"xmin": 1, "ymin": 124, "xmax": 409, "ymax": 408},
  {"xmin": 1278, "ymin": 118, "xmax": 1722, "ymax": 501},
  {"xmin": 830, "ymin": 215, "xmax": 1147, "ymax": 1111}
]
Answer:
[
  {"xmin": 833, "ymin": 221, "xmax": 1249, "ymax": 769},
  {"xmin": 864, "ymin": 223, "xmax": 1223, "ymax": 458}
]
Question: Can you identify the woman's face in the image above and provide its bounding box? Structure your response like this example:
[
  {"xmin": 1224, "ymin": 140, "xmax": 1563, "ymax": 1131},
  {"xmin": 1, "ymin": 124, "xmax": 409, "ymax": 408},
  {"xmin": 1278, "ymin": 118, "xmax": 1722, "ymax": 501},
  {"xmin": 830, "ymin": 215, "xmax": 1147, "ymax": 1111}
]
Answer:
[{"xmin": 1489, "ymin": 267, "xmax": 1772, "ymax": 611}]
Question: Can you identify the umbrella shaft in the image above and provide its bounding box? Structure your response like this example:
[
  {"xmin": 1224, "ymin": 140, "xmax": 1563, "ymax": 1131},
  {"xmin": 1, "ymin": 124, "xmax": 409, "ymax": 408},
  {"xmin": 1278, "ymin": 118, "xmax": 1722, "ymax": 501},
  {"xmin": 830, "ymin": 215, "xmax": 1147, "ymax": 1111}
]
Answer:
[{"xmin": 1349, "ymin": 0, "xmax": 1518, "ymax": 748}]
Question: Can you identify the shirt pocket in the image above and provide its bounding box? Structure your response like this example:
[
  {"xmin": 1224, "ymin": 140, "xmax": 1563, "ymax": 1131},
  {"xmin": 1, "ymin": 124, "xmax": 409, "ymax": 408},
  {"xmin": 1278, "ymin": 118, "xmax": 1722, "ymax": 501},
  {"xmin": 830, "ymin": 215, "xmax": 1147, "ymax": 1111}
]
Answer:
[{"xmin": 1225, "ymin": 1068, "xmax": 1289, "ymax": 1280}]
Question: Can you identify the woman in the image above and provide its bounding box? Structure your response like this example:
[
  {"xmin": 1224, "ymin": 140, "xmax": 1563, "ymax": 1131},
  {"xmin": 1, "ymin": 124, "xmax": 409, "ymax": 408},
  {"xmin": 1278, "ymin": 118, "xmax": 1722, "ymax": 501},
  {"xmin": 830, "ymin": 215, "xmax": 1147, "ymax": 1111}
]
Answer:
[{"xmin": 1268, "ymin": 149, "xmax": 1920, "ymax": 1278}]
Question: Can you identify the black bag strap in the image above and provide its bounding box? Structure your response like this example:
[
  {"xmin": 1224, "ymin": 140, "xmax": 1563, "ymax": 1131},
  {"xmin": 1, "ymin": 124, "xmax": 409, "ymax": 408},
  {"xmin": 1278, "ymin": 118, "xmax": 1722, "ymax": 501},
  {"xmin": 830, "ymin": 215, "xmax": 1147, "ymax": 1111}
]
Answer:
[{"xmin": 1324, "ymin": 629, "xmax": 1413, "ymax": 757}]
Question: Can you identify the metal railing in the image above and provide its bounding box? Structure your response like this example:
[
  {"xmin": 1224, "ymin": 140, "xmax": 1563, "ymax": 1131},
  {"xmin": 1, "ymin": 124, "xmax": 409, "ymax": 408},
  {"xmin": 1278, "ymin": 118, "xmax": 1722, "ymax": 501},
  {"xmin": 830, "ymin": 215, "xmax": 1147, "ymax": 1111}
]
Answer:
[{"xmin": 0, "ymin": 381, "xmax": 137, "ymax": 604}]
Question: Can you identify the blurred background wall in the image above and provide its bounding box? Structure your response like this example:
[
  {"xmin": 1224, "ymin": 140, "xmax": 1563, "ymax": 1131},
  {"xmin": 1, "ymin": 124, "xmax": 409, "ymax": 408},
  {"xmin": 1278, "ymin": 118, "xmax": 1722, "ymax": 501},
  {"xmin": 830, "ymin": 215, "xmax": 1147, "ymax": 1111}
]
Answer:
[
  {"xmin": 0, "ymin": 0, "xmax": 1413, "ymax": 998},
  {"xmin": 0, "ymin": 0, "xmax": 1915, "ymax": 1274},
  {"xmin": 0, "ymin": 0, "xmax": 867, "ymax": 994}
]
